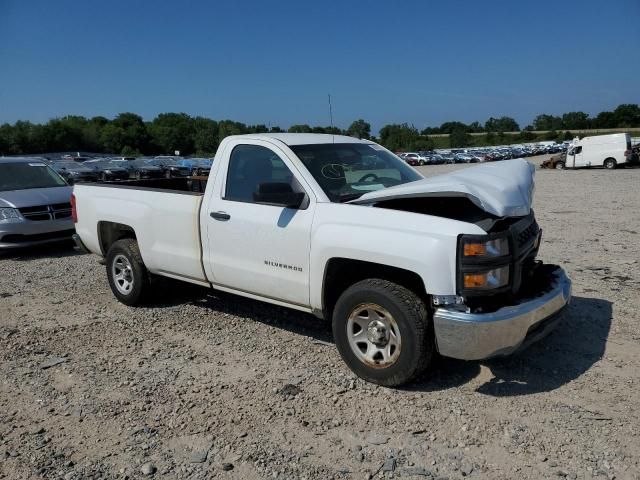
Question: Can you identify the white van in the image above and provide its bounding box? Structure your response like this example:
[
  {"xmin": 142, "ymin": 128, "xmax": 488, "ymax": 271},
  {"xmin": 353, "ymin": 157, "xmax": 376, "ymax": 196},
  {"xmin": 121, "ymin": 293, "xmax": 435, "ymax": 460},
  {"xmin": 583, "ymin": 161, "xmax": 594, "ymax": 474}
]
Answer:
[{"xmin": 564, "ymin": 133, "xmax": 632, "ymax": 169}]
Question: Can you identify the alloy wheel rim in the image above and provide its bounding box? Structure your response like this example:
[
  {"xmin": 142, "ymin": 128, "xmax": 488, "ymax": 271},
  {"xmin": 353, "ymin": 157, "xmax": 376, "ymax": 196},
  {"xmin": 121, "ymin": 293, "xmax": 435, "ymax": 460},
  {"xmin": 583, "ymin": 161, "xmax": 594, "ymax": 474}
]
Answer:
[
  {"xmin": 346, "ymin": 303, "xmax": 401, "ymax": 368},
  {"xmin": 112, "ymin": 254, "xmax": 134, "ymax": 295}
]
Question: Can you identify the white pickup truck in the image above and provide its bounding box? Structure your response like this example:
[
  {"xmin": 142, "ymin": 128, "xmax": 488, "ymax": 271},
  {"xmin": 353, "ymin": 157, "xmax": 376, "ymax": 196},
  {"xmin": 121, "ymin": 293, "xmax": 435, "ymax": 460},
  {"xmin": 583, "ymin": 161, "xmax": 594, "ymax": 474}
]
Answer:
[{"xmin": 73, "ymin": 133, "xmax": 571, "ymax": 386}]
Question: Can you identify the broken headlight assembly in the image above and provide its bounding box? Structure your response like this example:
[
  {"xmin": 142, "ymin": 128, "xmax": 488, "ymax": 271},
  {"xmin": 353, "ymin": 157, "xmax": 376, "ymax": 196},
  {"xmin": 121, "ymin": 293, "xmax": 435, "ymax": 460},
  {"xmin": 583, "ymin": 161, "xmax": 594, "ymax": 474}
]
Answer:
[{"xmin": 457, "ymin": 234, "xmax": 512, "ymax": 295}]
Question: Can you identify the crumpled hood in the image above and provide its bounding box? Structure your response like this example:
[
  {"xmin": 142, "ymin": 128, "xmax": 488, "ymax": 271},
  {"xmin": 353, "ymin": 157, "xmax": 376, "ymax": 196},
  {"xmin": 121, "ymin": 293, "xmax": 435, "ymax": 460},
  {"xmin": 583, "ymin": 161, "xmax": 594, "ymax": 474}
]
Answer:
[
  {"xmin": 0, "ymin": 186, "xmax": 73, "ymax": 209},
  {"xmin": 350, "ymin": 158, "xmax": 535, "ymax": 217}
]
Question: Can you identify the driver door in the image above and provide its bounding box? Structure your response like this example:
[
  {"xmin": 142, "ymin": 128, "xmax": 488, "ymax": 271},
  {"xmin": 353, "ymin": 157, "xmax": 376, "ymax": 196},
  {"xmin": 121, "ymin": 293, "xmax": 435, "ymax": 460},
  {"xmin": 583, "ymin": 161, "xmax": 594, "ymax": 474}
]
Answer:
[
  {"xmin": 570, "ymin": 146, "xmax": 584, "ymax": 167},
  {"xmin": 204, "ymin": 140, "xmax": 315, "ymax": 307}
]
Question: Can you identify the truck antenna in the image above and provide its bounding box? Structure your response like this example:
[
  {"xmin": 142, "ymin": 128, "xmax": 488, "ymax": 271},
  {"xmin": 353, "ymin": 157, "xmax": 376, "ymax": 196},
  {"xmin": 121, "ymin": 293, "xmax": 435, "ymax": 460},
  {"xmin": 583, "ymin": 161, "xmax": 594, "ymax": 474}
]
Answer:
[{"xmin": 328, "ymin": 94, "xmax": 334, "ymax": 143}]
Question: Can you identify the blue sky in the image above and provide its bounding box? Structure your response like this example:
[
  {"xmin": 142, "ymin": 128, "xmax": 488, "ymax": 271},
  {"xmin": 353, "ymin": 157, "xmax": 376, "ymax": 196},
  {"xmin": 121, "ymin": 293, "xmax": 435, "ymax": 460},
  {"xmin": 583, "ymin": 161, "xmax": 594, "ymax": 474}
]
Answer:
[{"xmin": 1, "ymin": 0, "xmax": 638, "ymax": 132}]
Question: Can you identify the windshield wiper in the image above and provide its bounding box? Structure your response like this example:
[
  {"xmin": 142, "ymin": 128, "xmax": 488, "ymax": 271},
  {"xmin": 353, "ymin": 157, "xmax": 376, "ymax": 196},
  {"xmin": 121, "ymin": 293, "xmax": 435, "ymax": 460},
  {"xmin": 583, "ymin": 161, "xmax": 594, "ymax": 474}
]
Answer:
[{"xmin": 337, "ymin": 192, "xmax": 365, "ymax": 202}]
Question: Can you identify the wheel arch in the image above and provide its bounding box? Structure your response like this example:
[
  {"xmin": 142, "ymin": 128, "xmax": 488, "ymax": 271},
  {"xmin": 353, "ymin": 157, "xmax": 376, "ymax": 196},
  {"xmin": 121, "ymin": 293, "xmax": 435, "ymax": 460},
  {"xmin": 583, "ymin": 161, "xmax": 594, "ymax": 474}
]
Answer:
[
  {"xmin": 321, "ymin": 257, "xmax": 429, "ymax": 320},
  {"xmin": 98, "ymin": 221, "xmax": 137, "ymax": 256}
]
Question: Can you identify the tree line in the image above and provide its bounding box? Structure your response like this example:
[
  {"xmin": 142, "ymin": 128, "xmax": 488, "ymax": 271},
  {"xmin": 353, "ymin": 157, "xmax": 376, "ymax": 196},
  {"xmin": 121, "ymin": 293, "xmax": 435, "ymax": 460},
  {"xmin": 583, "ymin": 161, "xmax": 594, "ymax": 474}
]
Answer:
[{"xmin": 0, "ymin": 104, "xmax": 638, "ymax": 156}]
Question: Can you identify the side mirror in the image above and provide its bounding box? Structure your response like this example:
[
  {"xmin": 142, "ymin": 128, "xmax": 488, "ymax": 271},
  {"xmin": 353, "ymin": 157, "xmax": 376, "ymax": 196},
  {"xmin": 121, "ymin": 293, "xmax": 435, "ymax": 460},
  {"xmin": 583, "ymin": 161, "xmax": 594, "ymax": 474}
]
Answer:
[{"xmin": 254, "ymin": 182, "xmax": 305, "ymax": 209}]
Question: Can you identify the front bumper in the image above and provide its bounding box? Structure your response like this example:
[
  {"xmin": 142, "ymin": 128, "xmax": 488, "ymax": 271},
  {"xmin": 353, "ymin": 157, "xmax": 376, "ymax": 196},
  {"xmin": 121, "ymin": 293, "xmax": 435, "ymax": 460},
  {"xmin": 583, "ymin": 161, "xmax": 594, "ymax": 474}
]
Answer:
[
  {"xmin": 434, "ymin": 267, "xmax": 571, "ymax": 360},
  {"xmin": 0, "ymin": 218, "xmax": 75, "ymax": 249}
]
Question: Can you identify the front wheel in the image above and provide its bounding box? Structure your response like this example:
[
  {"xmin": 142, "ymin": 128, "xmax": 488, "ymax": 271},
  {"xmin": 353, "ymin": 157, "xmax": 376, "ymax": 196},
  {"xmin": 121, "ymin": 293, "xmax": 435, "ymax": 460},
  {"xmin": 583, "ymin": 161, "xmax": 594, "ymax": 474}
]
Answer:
[
  {"xmin": 604, "ymin": 158, "xmax": 616, "ymax": 170},
  {"xmin": 554, "ymin": 161, "xmax": 565, "ymax": 170},
  {"xmin": 106, "ymin": 239, "xmax": 151, "ymax": 306},
  {"xmin": 332, "ymin": 279, "xmax": 433, "ymax": 387}
]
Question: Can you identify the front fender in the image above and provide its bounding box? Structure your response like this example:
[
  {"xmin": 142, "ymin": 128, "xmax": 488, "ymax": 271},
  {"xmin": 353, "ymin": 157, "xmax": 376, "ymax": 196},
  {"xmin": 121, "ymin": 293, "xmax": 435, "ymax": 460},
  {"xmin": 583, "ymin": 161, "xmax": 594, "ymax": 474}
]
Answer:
[{"xmin": 309, "ymin": 203, "xmax": 485, "ymax": 311}]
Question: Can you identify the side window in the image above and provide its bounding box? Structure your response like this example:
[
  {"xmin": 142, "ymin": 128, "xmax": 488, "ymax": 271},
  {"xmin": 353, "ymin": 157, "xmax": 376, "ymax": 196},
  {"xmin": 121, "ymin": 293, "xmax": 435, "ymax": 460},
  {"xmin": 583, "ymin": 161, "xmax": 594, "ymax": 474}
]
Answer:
[
  {"xmin": 574, "ymin": 146, "xmax": 582, "ymax": 154},
  {"xmin": 225, "ymin": 144, "xmax": 297, "ymax": 203}
]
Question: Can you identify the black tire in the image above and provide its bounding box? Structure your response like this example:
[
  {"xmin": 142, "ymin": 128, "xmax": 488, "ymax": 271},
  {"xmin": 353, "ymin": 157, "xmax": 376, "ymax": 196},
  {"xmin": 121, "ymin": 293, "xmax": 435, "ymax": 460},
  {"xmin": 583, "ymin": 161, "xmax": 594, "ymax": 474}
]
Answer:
[
  {"xmin": 135, "ymin": 171, "xmax": 142, "ymax": 180},
  {"xmin": 332, "ymin": 279, "xmax": 433, "ymax": 387},
  {"xmin": 165, "ymin": 170, "xmax": 172, "ymax": 179},
  {"xmin": 101, "ymin": 172, "xmax": 108, "ymax": 182},
  {"xmin": 604, "ymin": 158, "xmax": 616, "ymax": 170},
  {"xmin": 554, "ymin": 161, "xmax": 565, "ymax": 170},
  {"xmin": 106, "ymin": 239, "xmax": 151, "ymax": 306}
]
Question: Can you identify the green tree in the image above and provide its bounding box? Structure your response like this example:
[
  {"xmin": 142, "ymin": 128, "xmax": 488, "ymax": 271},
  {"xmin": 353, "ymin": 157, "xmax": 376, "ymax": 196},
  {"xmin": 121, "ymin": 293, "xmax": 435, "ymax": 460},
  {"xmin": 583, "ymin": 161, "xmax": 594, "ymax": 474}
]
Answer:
[
  {"xmin": 247, "ymin": 124, "xmax": 269, "ymax": 133},
  {"xmin": 449, "ymin": 127, "xmax": 472, "ymax": 148},
  {"xmin": 561, "ymin": 111, "xmax": 590, "ymax": 129},
  {"xmin": 112, "ymin": 113, "xmax": 149, "ymax": 152},
  {"xmin": 288, "ymin": 124, "xmax": 312, "ymax": 133},
  {"xmin": 468, "ymin": 121, "xmax": 484, "ymax": 133},
  {"xmin": 217, "ymin": 120, "xmax": 247, "ymax": 144},
  {"xmin": 379, "ymin": 123, "xmax": 420, "ymax": 151},
  {"xmin": 592, "ymin": 111, "xmax": 616, "ymax": 129},
  {"xmin": 532, "ymin": 114, "xmax": 563, "ymax": 131},
  {"xmin": 420, "ymin": 126, "xmax": 440, "ymax": 135},
  {"xmin": 100, "ymin": 123, "xmax": 126, "ymax": 153},
  {"xmin": 439, "ymin": 121, "xmax": 469, "ymax": 134},
  {"xmin": 612, "ymin": 104, "xmax": 640, "ymax": 127},
  {"xmin": 485, "ymin": 116, "xmax": 519, "ymax": 132},
  {"xmin": 193, "ymin": 117, "xmax": 219, "ymax": 154},
  {"xmin": 517, "ymin": 130, "xmax": 536, "ymax": 142},
  {"xmin": 346, "ymin": 119, "xmax": 371, "ymax": 139},
  {"xmin": 148, "ymin": 113, "xmax": 195, "ymax": 154},
  {"xmin": 323, "ymin": 126, "xmax": 343, "ymax": 135}
]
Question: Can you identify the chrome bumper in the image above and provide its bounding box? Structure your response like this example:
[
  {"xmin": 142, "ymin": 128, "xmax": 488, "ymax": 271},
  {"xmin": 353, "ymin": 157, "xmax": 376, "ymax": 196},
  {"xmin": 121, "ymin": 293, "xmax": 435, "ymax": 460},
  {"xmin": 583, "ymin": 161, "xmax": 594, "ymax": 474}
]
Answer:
[{"xmin": 433, "ymin": 267, "xmax": 571, "ymax": 360}]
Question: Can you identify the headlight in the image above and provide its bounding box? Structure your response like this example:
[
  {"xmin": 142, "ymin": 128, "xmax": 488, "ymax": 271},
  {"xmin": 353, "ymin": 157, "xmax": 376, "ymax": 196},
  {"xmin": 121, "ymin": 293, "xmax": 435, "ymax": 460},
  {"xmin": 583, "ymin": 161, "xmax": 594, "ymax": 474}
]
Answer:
[
  {"xmin": 458, "ymin": 234, "xmax": 512, "ymax": 294},
  {"xmin": 463, "ymin": 266, "xmax": 510, "ymax": 289},
  {"xmin": 0, "ymin": 208, "xmax": 21, "ymax": 221},
  {"xmin": 462, "ymin": 237, "xmax": 509, "ymax": 258}
]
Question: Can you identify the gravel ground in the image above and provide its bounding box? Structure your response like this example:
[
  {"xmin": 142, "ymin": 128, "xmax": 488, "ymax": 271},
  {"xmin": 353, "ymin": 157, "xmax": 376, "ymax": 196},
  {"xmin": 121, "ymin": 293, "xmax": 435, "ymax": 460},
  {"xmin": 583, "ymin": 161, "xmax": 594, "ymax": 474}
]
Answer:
[{"xmin": 1, "ymin": 155, "xmax": 639, "ymax": 480}]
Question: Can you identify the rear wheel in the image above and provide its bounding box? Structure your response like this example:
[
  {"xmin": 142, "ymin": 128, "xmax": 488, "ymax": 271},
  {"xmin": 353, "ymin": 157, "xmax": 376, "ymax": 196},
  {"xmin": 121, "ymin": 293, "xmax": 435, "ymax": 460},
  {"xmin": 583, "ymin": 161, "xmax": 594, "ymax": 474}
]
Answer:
[
  {"xmin": 332, "ymin": 279, "xmax": 433, "ymax": 387},
  {"xmin": 604, "ymin": 158, "xmax": 616, "ymax": 170},
  {"xmin": 106, "ymin": 239, "xmax": 151, "ymax": 306}
]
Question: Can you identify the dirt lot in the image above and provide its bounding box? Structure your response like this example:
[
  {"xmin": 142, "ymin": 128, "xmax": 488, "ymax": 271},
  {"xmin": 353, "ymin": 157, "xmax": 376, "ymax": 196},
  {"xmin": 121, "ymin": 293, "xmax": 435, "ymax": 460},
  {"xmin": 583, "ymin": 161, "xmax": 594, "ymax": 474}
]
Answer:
[{"xmin": 1, "ymin": 156, "xmax": 639, "ymax": 480}]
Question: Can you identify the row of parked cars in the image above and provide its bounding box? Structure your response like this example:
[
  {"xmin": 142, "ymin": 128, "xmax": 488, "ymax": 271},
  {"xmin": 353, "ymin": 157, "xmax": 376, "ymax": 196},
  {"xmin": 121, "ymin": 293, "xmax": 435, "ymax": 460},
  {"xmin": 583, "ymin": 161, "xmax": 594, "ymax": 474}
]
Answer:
[
  {"xmin": 398, "ymin": 143, "xmax": 568, "ymax": 166},
  {"xmin": 43, "ymin": 155, "xmax": 214, "ymax": 184}
]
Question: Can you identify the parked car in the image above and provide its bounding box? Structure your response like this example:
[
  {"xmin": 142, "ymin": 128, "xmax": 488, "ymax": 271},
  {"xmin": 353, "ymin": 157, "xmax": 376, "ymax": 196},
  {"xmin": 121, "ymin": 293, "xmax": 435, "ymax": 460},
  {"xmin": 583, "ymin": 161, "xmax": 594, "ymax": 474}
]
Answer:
[
  {"xmin": 73, "ymin": 133, "xmax": 571, "ymax": 387},
  {"xmin": 440, "ymin": 153, "xmax": 456, "ymax": 164},
  {"xmin": 180, "ymin": 158, "xmax": 213, "ymax": 176},
  {"xmin": 51, "ymin": 161, "xmax": 100, "ymax": 184},
  {"xmin": 122, "ymin": 159, "xmax": 165, "ymax": 179},
  {"xmin": 146, "ymin": 158, "xmax": 191, "ymax": 178},
  {"xmin": 0, "ymin": 158, "xmax": 74, "ymax": 249},
  {"xmin": 61, "ymin": 154, "xmax": 92, "ymax": 163},
  {"xmin": 401, "ymin": 153, "xmax": 423, "ymax": 166},
  {"xmin": 84, "ymin": 159, "xmax": 130, "ymax": 182}
]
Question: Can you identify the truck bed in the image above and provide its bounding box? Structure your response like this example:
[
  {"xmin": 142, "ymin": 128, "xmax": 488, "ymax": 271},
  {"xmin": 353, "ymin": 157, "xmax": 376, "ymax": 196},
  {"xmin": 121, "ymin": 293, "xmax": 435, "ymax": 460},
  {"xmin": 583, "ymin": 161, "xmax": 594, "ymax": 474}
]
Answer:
[{"xmin": 73, "ymin": 180, "xmax": 209, "ymax": 285}]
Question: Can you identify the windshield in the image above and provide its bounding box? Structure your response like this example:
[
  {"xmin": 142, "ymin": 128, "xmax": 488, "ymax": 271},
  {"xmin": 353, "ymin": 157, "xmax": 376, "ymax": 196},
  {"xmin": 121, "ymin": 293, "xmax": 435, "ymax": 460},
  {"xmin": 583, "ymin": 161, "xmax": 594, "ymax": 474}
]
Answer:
[
  {"xmin": 290, "ymin": 143, "xmax": 422, "ymax": 202},
  {"xmin": 0, "ymin": 162, "xmax": 67, "ymax": 191}
]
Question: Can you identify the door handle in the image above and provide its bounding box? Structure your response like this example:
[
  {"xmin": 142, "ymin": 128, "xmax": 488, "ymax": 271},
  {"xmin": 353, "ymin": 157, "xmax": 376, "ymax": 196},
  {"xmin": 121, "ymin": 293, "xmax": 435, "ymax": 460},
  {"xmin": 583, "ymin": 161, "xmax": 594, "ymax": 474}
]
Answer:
[{"xmin": 210, "ymin": 211, "xmax": 231, "ymax": 221}]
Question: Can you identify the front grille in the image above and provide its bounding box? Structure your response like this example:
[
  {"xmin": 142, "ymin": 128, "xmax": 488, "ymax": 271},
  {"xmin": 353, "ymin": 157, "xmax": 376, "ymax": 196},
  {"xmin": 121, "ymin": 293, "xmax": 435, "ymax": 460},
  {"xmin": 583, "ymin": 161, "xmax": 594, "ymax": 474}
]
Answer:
[
  {"xmin": 18, "ymin": 203, "xmax": 72, "ymax": 221},
  {"xmin": 517, "ymin": 220, "xmax": 539, "ymax": 248}
]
